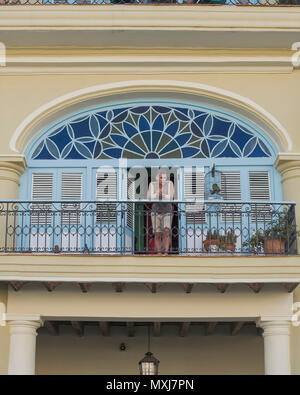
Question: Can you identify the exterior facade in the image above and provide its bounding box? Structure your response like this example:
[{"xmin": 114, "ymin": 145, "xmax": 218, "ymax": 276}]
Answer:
[{"xmin": 1, "ymin": 1, "xmax": 300, "ymax": 375}]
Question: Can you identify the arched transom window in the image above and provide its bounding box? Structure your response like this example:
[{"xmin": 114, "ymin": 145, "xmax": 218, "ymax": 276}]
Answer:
[{"xmin": 30, "ymin": 104, "xmax": 274, "ymax": 161}]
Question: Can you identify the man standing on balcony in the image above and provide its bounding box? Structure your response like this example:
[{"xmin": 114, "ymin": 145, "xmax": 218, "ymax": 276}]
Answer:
[{"xmin": 147, "ymin": 171, "xmax": 174, "ymax": 255}]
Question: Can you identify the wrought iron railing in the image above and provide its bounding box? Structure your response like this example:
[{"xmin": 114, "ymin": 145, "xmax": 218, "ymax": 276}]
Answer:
[
  {"xmin": 0, "ymin": 200, "xmax": 297, "ymax": 255},
  {"xmin": 0, "ymin": 0, "xmax": 300, "ymax": 5}
]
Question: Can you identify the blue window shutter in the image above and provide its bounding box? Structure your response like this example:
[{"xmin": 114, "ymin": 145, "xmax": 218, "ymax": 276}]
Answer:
[
  {"xmin": 221, "ymin": 171, "xmax": 241, "ymax": 201},
  {"xmin": 96, "ymin": 170, "xmax": 117, "ymax": 201},
  {"xmin": 220, "ymin": 171, "xmax": 241, "ymax": 223},
  {"xmin": 249, "ymin": 171, "xmax": 270, "ymax": 201},
  {"xmin": 127, "ymin": 177, "xmax": 135, "ymax": 230},
  {"xmin": 96, "ymin": 169, "xmax": 117, "ymax": 223},
  {"xmin": 183, "ymin": 169, "xmax": 205, "ymax": 223},
  {"xmin": 61, "ymin": 172, "xmax": 82, "ymax": 201},
  {"xmin": 31, "ymin": 172, "xmax": 53, "ymax": 225},
  {"xmin": 61, "ymin": 172, "xmax": 83, "ymax": 225},
  {"xmin": 32, "ymin": 173, "xmax": 53, "ymax": 200},
  {"xmin": 249, "ymin": 170, "xmax": 271, "ymax": 221}
]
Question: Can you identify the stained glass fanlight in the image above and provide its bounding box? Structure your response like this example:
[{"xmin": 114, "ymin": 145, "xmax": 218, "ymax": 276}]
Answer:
[{"xmin": 31, "ymin": 105, "xmax": 273, "ymax": 161}]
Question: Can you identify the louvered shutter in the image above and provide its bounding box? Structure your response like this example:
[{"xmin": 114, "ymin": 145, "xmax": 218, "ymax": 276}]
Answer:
[
  {"xmin": 61, "ymin": 172, "xmax": 82, "ymax": 200},
  {"xmin": 127, "ymin": 177, "xmax": 135, "ymax": 230},
  {"xmin": 96, "ymin": 170, "xmax": 117, "ymax": 223},
  {"xmin": 31, "ymin": 173, "xmax": 53, "ymax": 224},
  {"xmin": 221, "ymin": 171, "xmax": 241, "ymax": 222},
  {"xmin": 184, "ymin": 170, "xmax": 205, "ymax": 223},
  {"xmin": 61, "ymin": 172, "xmax": 82, "ymax": 224},
  {"xmin": 249, "ymin": 171, "xmax": 271, "ymax": 221},
  {"xmin": 32, "ymin": 173, "xmax": 53, "ymax": 200}
]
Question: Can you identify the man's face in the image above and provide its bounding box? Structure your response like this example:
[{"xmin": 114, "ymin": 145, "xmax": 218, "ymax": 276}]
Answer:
[{"xmin": 156, "ymin": 173, "xmax": 167, "ymax": 182}]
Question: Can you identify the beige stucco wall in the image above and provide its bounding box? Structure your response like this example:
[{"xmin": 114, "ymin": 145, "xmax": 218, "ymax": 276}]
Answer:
[
  {"xmin": 36, "ymin": 324, "xmax": 264, "ymax": 375},
  {"xmin": 0, "ymin": 284, "xmax": 9, "ymax": 375},
  {"xmin": 1, "ymin": 71, "xmax": 300, "ymax": 154}
]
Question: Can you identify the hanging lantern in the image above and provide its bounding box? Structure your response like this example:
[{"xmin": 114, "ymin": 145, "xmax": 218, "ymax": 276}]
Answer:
[
  {"xmin": 139, "ymin": 351, "xmax": 160, "ymax": 375},
  {"xmin": 139, "ymin": 326, "xmax": 159, "ymax": 375}
]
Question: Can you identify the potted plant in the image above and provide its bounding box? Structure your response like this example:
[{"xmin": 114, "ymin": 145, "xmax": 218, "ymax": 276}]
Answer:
[
  {"xmin": 219, "ymin": 229, "xmax": 237, "ymax": 253},
  {"xmin": 243, "ymin": 210, "xmax": 298, "ymax": 255},
  {"xmin": 264, "ymin": 212, "xmax": 291, "ymax": 254},
  {"xmin": 203, "ymin": 230, "xmax": 220, "ymax": 252},
  {"xmin": 242, "ymin": 230, "xmax": 265, "ymax": 254}
]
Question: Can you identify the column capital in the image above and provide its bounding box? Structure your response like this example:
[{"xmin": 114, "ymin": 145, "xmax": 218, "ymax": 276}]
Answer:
[
  {"xmin": 5, "ymin": 314, "xmax": 43, "ymax": 329},
  {"xmin": 8, "ymin": 320, "xmax": 42, "ymax": 337},
  {"xmin": 257, "ymin": 319, "xmax": 291, "ymax": 337},
  {"xmin": 0, "ymin": 154, "xmax": 27, "ymax": 192},
  {"xmin": 275, "ymin": 153, "xmax": 300, "ymax": 177},
  {"xmin": 0, "ymin": 154, "xmax": 27, "ymax": 175}
]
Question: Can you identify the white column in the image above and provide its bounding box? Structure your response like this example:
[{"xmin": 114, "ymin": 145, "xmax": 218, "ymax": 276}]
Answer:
[
  {"xmin": 259, "ymin": 320, "xmax": 291, "ymax": 375},
  {"xmin": 8, "ymin": 319, "xmax": 41, "ymax": 375}
]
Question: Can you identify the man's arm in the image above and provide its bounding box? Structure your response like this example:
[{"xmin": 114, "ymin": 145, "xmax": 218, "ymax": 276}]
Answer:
[
  {"xmin": 163, "ymin": 181, "xmax": 174, "ymax": 201},
  {"xmin": 147, "ymin": 182, "xmax": 158, "ymax": 200}
]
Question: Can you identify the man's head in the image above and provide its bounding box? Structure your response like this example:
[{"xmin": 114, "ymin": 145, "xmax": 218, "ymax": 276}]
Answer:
[{"xmin": 156, "ymin": 172, "xmax": 167, "ymax": 182}]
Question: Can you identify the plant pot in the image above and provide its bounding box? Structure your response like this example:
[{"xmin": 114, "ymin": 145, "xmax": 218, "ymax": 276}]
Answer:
[
  {"xmin": 224, "ymin": 244, "xmax": 235, "ymax": 253},
  {"xmin": 203, "ymin": 239, "xmax": 219, "ymax": 252},
  {"xmin": 264, "ymin": 238, "xmax": 285, "ymax": 254}
]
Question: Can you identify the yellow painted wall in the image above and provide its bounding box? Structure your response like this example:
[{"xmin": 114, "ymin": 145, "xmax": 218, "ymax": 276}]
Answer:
[
  {"xmin": 36, "ymin": 324, "xmax": 264, "ymax": 375},
  {"xmin": 1, "ymin": 71, "xmax": 300, "ymax": 154},
  {"xmin": 0, "ymin": 284, "xmax": 9, "ymax": 375}
]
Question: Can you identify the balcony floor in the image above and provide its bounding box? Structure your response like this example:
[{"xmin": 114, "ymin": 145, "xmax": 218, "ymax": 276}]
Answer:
[{"xmin": 0, "ymin": 253, "xmax": 300, "ymax": 286}]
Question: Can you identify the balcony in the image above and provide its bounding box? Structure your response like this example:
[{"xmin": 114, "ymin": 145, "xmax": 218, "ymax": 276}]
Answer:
[
  {"xmin": 0, "ymin": 200, "xmax": 297, "ymax": 256},
  {"xmin": 0, "ymin": 0, "xmax": 300, "ymax": 5}
]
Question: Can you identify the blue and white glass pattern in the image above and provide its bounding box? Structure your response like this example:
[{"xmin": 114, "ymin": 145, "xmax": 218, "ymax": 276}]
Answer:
[{"xmin": 32, "ymin": 105, "xmax": 272, "ymax": 160}]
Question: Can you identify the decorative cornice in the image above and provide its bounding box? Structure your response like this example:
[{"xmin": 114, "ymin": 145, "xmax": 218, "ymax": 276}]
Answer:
[
  {"xmin": 1, "ymin": 47, "xmax": 295, "ymax": 75},
  {"xmin": 0, "ymin": 6, "xmax": 300, "ymax": 31}
]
